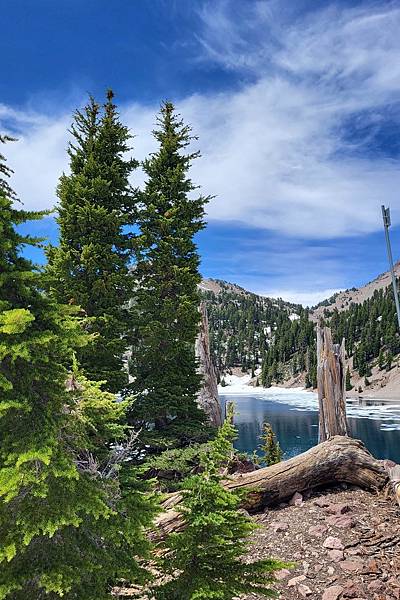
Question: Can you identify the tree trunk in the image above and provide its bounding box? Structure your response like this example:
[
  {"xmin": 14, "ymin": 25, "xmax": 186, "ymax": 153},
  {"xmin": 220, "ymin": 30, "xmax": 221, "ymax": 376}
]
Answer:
[
  {"xmin": 154, "ymin": 436, "xmax": 387, "ymax": 539},
  {"xmin": 317, "ymin": 325, "xmax": 348, "ymax": 442},
  {"xmin": 195, "ymin": 301, "xmax": 223, "ymax": 427}
]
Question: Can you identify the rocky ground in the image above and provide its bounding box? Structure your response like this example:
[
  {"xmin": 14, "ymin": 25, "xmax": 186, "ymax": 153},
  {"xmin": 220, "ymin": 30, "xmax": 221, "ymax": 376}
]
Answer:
[{"xmin": 246, "ymin": 486, "xmax": 399, "ymax": 600}]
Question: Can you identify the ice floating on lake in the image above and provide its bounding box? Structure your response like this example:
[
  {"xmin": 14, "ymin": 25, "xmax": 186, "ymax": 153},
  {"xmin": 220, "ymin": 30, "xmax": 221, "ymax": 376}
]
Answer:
[{"xmin": 219, "ymin": 376, "xmax": 400, "ymax": 431}]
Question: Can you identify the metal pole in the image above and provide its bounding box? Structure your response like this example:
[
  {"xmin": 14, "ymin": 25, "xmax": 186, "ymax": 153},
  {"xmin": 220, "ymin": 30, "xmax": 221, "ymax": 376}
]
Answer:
[{"xmin": 382, "ymin": 205, "xmax": 400, "ymax": 331}]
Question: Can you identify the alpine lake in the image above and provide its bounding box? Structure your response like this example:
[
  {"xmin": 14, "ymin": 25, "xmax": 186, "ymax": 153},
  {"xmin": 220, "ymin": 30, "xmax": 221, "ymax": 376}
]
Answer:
[{"xmin": 219, "ymin": 388, "xmax": 400, "ymax": 463}]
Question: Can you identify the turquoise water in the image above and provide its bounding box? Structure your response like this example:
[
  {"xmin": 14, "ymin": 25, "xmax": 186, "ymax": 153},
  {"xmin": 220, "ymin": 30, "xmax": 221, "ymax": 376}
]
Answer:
[{"xmin": 220, "ymin": 393, "xmax": 400, "ymax": 463}]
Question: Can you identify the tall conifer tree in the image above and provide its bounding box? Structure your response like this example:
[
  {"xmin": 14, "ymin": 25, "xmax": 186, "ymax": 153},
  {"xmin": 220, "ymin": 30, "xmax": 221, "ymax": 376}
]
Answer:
[
  {"xmin": 0, "ymin": 136, "xmax": 156, "ymax": 599},
  {"xmin": 47, "ymin": 91, "xmax": 137, "ymax": 392},
  {"xmin": 130, "ymin": 102, "xmax": 210, "ymax": 448}
]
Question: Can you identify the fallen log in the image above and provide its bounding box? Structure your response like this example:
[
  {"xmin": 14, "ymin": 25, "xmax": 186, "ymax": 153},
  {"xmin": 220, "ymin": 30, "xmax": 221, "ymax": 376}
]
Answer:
[{"xmin": 154, "ymin": 436, "xmax": 388, "ymax": 539}]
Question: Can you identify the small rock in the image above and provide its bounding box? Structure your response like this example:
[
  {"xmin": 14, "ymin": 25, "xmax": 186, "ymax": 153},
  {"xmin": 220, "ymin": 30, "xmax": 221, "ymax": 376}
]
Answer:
[
  {"xmin": 325, "ymin": 515, "xmax": 356, "ymax": 528},
  {"xmin": 322, "ymin": 586, "xmax": 344, "ymax": 600},
  {"xmin": 328, "ymin": 549, "xmax": 344, "ymax": 562},
  {"xmin": 323, "ymin": 536, "xmax": 344, "ymax": 550},
  {"xmin": 287, "ymin": 574, "xmax": 306, "ymax": 587},
  {"xmin": 308, "ymin": 524, "xmax": 327, "ymax": 537},
  {"xmin": 271, "ymin": 521, "xmax": 288, "ymax": 533},
  {"xmin": 314, "ymin": 497, "xmax": 330, "ymax": 508},
  {"xmin": 339, "ymin": 559, "xmax": 363, "ymax": 573},
  {"xmin": 362, "ymin": 558, "xmax": 380, "ymax": 574},
  {"xmin": 341, "ymin": 581, "xmax": 365, "ymax": 597},
  {"xmin": 367, "ymin": 580, "xmax": 384, "ymax": 592},
  {"xmin": 289, "ymin": 491, "xmax": 303, "ymax": 506},
  {"xmin": 313, "ymin": 564, "xmax": 323, "ymax": 574},
  {"xmin": 347, "ymin": 547, "xmax": 362, "ymax": 556},
  {"xmin": 327, "ymin": 566, "xmax": 335, "ymax": 576},
  {"xmin": 298, "ymin": 583, "xmax": 312, "ymax": 597},
  {"xmin": 302, "ymin": 561, "xmax": 310, "ymax": 574},
  {"xmin": 388, "ymin": 577, "xmax": 400, "ymax": 588},
  {"xmin": 275, "ymin": 568, "xmax": 291, "ymax": 581},
  {"xmin": 326, "ymin": 502, "xmax": 351, "ymax": 515}
]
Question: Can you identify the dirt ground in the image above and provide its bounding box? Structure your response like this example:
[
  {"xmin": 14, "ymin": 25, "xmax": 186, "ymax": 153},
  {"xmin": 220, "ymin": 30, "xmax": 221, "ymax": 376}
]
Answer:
[{"xmin": 246, "ymin": 486, "xmax": 400, "ymax": 600}]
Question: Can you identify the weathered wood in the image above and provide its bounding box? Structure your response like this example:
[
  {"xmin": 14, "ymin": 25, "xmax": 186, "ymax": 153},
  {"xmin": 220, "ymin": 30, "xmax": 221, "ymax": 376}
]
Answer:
[
  {"xmin": 154, "ymin": 436, "xmax": 388, "ymax": 539},
  {"xmin": 195, "ymin": 301, "xmax": 223, "ymax": 427},
  {"xmin": 317, "ymin": 325, "xmax": 348, "ymax": 442},
  {"xmin": 386, "ymin": 463, "xmax": 400, "ymax": 506}
]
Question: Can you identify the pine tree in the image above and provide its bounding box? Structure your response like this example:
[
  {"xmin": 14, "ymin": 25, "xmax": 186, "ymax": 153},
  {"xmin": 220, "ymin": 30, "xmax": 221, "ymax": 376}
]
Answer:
[
  {"xmin": 129, "ymin": 102, "xmax": 210, "ymax": 448},
  {"xmin": 386, "ymin": 349, "xmax": 393, "ymax": 371},
  {"xmin": 305, "ymin": 372, "xmax": 312, "ymax": 389},
  {"xmin": 47, "ymin": 91, "xmax": 138, "ymax": 392},
  {"xmin": 153, "ymin": 404, "xmax": 288, "ymax": 599},
  {"xmin": 259, "ymin": 422, "xmax": 283, "ymax": 466},
  {"xmin": 0, "ymin": 136, "xmax": 156, "ymax": 599},
  {"xmin": 378, "ymin": 349, "xmax": 385, "ymax": 370},
  {"xmin": 345, "ymin": 366, "xmax": 352, "ymax": 391}
]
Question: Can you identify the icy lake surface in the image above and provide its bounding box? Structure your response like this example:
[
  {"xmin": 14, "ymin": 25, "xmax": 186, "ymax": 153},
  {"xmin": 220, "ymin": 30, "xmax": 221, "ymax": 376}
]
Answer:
[{"xmin": 219, "ymin": 380, "xmax": 400, "ymax": 463}]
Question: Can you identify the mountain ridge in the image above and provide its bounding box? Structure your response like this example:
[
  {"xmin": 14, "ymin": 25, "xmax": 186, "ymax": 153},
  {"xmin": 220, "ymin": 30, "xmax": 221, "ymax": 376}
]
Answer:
[{"xmin": 201, "ymin": 265, "xmax": 400, "ymax": 398}]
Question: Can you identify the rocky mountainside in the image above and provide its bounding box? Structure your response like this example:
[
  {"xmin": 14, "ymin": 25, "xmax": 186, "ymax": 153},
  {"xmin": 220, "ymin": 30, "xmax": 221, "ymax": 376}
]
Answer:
[
  {"xmin": 201, "ymin": 267, "xmax": 400, "ymax": 396},
  {"xmin": 311, "ymin": 261, "xmax": 400, "ymax": 321}
]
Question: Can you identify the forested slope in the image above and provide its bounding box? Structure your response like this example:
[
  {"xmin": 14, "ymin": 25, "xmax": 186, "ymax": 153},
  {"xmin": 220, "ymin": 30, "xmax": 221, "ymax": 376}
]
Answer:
[{"xmin": 202, "ymin": 272, "xmax": 400, "ymax": 393}]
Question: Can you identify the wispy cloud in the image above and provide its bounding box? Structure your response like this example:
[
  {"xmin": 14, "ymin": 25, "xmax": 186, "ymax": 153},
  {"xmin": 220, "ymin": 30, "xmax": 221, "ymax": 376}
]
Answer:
[
  {"xmin": 2, "ymin": 1, "xmax": 400, "ymax": 303},
  {"xmin": 4, "ymin": 2, "xmax": 400, "ymax": 237}
]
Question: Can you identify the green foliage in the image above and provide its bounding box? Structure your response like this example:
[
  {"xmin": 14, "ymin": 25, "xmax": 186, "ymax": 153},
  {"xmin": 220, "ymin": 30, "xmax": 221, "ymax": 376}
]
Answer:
[
  {"xmin": 129, "ymin": 102, "xmax": 210, "ymax": 448},
  {"xmin": 345, "ymin": 366, "xmax": 352, "ymax": 391},
  {"xmin": 205, "ymin": 276, "xmax": 400, "ymax": 389},
  {"xmin": 0, "ymin": 136, "xmax": 157, "ymax": 599},
  {"xmin": 138, "ymin": 443, "xmax": 210, "ymax": 492},
  {"xmin": 328, "ymin": 288, "xmax": 400, "ymax": 377},
  {"xmin": 386, "ymin": 350, "xmax": 393, "ymax": 371},
  {"xmin": 46, "ymin": 91, "xmax": 138, "ymax": 392},
  {"xmin": 153, "ymin": 404, "xmax": 288, "ymax": 600},
  {"xmin": 202, "ymin": 281, "xmax": 300, "ymax": 373},
  {"xmin": 259, "ymin": 422, "xmax": 283, "ymax": 466},
  {"xmin": 378, "ymin": 349, "xmax": 385, "ymax": 370}
]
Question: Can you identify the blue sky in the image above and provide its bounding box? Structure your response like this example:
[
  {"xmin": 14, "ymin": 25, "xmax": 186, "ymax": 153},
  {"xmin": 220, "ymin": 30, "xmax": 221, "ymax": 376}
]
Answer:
[{"xmin": 2, "ymin": 0, "xmax": 400, "ymax": 305}]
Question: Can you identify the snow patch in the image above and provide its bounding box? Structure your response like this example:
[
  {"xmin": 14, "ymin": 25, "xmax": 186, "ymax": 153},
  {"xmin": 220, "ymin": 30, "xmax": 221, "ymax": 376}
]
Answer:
[{"xmin": 219, "ymin": 376, "xmax": 400, "ymax": 431}]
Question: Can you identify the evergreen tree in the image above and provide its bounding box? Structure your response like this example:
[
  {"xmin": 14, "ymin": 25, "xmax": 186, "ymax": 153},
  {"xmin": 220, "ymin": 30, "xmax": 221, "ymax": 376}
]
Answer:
[
  {"xmin": 47, "ymin": 91, "xmax": 138, "ymax": 392},
  {"xmin": 259, "ymin": 422, "xmax": 283, "ymax": 466},
  {"xmin": 378, "ymin": 349, "xmax": 385, "ymax": 370},
  {"xmin": 129, "ymin": 102, "xmax": 210, "ymax": 448},
  {"xmin": 153, "ymin": 404, "xmax": 288, "ymax": 599},
  {"xmin": 386, "ymin": 349, "xmax": 393, "ymax": 371},
  {"xmin": 304, "ymin": 372, "xmax": 312, "ymax": 389},
  {"xmin": 0, "ymin": 136, "xmax": 156, "ymax": 599},
  {"xmin": 345, "ymin": 366, "xmax": 352, "ymax": 391}
]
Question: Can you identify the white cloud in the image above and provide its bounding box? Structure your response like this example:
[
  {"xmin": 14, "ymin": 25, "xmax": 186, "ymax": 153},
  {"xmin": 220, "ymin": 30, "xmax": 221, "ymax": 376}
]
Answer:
[
  {"xmin": 2, "ymin": 107, "xmax": 70, "ymax": 211},
  {"xmin": 2, "ymin": 0, "xmax": 400, "ymax": 243},
  {"xmin": 257, "ymin": 288, "xmax": 343, "ymax": 308}
]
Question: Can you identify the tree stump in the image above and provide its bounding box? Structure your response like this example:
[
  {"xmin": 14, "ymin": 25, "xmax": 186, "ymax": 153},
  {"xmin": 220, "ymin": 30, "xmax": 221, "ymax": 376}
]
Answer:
[
  {"xmin": 195, "ymin": 302, "xmax": 223, "ymax": 427},
  {"xmin": 317, "ymin": 325, "xmax": 348, "ymax": 443}
]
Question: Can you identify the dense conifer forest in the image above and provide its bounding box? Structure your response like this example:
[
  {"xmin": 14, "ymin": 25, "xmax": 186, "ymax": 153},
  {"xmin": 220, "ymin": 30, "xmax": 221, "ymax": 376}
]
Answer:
[
  {"xmin": 0, "ymin": 95, "xmax": 284, "ymax": 600},
  {"xmin": 202, "ymin": 278, "xmax": 400, "ymax": 390}
]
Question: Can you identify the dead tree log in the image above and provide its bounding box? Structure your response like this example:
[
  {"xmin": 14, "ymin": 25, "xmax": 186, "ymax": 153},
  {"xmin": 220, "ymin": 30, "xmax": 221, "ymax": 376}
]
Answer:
[
  {"xmin": 195, "ymin": 301, "xmax": 223, "ymax": 427},
  {"xmin": 154, "ymin": 436, "xmax": 387, "ymax": 539},
  {"xmin": 385, "ymin": 462, "xmax": 400, "ymax": 506},
  {"xmin": 317, "ymin": 325, "xmax": 348, "ymax": 442}
]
